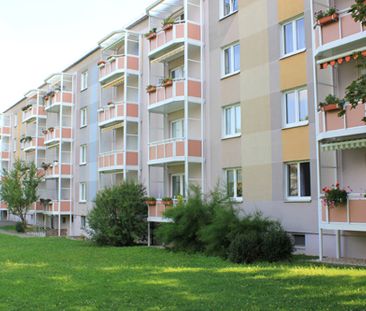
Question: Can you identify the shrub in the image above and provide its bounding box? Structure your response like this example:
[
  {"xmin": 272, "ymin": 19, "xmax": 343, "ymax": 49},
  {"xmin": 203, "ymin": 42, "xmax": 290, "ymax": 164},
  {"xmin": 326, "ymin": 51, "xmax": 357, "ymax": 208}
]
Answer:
[
  {"xmin": 15, "ymin": 222, "xmax": 25, "ymax": 233},
  {"xmin": 87, "ymin": 182, "xmax": 147, "ymax": 246},
  {"xmin": 228, "ymin": 231, "xmax": 262, "ymax": 264},
  {"xmin": 261, "ymin": 225, "xmax": 294, "ymax": 262}
]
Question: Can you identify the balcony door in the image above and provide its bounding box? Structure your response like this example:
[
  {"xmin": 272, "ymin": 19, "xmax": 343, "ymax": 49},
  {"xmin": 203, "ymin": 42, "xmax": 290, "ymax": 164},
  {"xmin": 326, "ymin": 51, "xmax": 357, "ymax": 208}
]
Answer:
[{"xmin": 171, "ymin": 174, "xmax": 185, "ymax": 198}]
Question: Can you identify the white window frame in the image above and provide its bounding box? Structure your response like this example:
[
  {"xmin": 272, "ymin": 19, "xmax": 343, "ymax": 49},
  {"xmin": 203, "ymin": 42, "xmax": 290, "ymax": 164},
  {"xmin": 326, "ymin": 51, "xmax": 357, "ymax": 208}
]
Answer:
[
  {"xmin": 171, "ymin": 119, "xmax": 184, "ymax": 139},
  {"xmin": 222, "ymin": 42, "xmax": 240, "ymax": 78},
  {"xmin": 223, "ymin": 104, "xmax": 241, "ymax": 139},
  {"xmin": 170, "ymin": 65, "xmax": 185, "ymax": 80},
  {"xmin": 80, "ymin": 216, "xmax": 86, "ymax": 229},
  {"xmin": 171, "ymin": 174, "xmax": 185, "ymax": 198},
  {"xmin": 285, "ymin": 161, "xmax": 311, "ymax": 202},
  {"xmin": 13, "ymin": 114, "xmax": 17, "ymax": 127},
  {"xmin": 220, "ymin": 0, "xmax": 238, "ymax": 19},
  {"xmin": 283, "ymin": 87, "xmax": 308, "ymax": 128},
  {"xmin": 81, "ymin": 71, "xmax": 88, "ymax": 91},
  {"xmin": 13, "ymin": 138, "xmax": 16, "ymax": 152},
  {"xmin": 80, "ymin": 107, "xmax": 88, "ymax": 128},
  {"xmin": 79, "ymin": 182, "xmax": 87, "ymax": 203},
  {"xmin": 281, "ymin": 16, "xmax": 306, "ymax": 58},
  {"xmin": 80, "ymin": 144, "xmax": 87, "ymax": 165},
  {"xmin": 225, "ymin": 168, "xmax": 243, "ymax": 201}
]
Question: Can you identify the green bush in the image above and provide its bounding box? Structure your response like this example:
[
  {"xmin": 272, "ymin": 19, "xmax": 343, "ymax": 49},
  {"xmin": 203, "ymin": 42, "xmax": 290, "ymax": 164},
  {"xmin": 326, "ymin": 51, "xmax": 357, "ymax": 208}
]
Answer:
[
  {"xmin": 15, "ymin": 222, "xmax": 25, "ymax": 233},
  {"xmin": 87, "ymin": 182, "xmax": 147, "ymax": 246},
  {"xmin": 228, "ymin": 231, "xmax": 262, "ymax": 264},
  {"xmin": 261, "ymin": 225, "xmax": 294, "ymax": 262}
]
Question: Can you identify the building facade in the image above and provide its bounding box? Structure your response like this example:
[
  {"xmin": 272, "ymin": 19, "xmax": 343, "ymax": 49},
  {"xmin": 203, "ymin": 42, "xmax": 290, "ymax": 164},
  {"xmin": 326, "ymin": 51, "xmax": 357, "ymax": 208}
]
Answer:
[{"xmin": 1, "ymin": 0, "xmax": 366, "ymax": 259}]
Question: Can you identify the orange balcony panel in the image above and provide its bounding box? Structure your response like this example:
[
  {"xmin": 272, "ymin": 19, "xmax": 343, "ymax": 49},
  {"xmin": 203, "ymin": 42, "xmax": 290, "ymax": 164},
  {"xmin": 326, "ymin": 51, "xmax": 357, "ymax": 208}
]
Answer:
[
  {"xmin": 157, "ymin": 144, "xmax": 165, "ymax": 158},
  {"xmin": 345, "ymin": 105, "xmax": 365, "ymax": 128},
  {"xmin": 127, "ymin": 56, "xmax": 139, "ymax": 71},
  {"xmin": 176, "ymin": 141, "xmax": 184, "ymax": 156},
  {"xmin": 324, "ymin": 110, "xmax": 344, "ymax": 131},
  {"xmin": 0, "ymin": 202, "xmax": 7, "ymax": 209},
  {"xmin": 188, "ymin": 80, "xmax": 201, "ymax": 97},
  {"xmin": 99, "ymin": 56, "xmax": 139, "ymax": 82},
  {"xmin": 322, "ymin": 199, "xmax": 366, "ymax": 223},
  {"xmin": 165, "ymin": 142, "xmax": 173, "ymax": 157},
  {"xmin": 149, "ymin": 146, "xmax": 157, "ymax": 161},
  {"xmin": 126, "ymin": 104, "xmax": 138, "ymax": 118},
  {"xmin": 126, "ymin": 152, "xmax": 138, "ymax": 166},
  {"xmin": 188, "ymin": 22, "xmax": 201, "ymax": 41},
  {"xmin": 45, "ymin": 163, "xmax": 72, "ymax": 177},
  {"xmin": 188, "ymin": 140, "xmax": 202, "ymax": 157},
  {"xmin": 0, "ymin": 127, "xmax": 10, "ymax": 136},
  {"xmin": 98, "ymin": 151, "xmax": 137, "ymax": 171},
  {"xmin": 1, "ymin": 151, "xmax": 9, "ymax": 160},
  {"xmin": 148, "ymin": 202, "xmax": 171, "ymax": 218},
  {"xmin": 52, "ymin": 201, "xmax": 71, "ymax": 213}
]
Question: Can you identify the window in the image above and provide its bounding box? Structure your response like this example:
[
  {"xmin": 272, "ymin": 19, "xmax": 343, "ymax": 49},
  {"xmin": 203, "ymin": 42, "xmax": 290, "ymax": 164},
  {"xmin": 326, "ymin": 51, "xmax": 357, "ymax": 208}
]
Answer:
[
  {"xmin": 13, "ymin": 114, "xmax": 17, "ymax": 127},
  {"xmin": 170, "ymin": 66, "xmax": 184, "ymax": 79},
  {"xmin": 80, "ymin": 144, "xmax": 87, "ymax": 165},
  {"xmin": 225, "ymin": 168, "xmax": 242, "ymax": 200},
  {"xmin": 81, "ymin": 71, "xmax": 88, "ymax": 91},
  {"xmin": 171, "ymin": 119, "xmax": 184, "ymax": 138},
  {"xmin": 286, "ymin": 162, "xmax": 311, "ymax": 201},
  {"xmin": 80, "ymin": 107, "xmax": 88, "ymax": 128},
  {"xmin": 172, "ymin": 174, "xmax": 185, "ymax": 197},
  {"xmin": 284, "ymin": 88, "xmax": 308, "ymax": 127},
  {"xmin": 222, "ymin": 43, "xmax": 240, "ymax": 76},
  {"xmin": 282, "ymin": 17, "xmax": 305, "ymax": 56},
  {"xmin": 81, "ymin": 216, "xmax": 86, "ymax": 229},
  {"xmin": 79, "ymin": 182, "xmax": 87, "ymax": 202},
  {"xmin": 223, "ymin": 104, "xmax": 241, "ymax": 137},
  {"xmin": 222, "ymin": 0, "xmax": 238, "ymax": 18},
  {"xmin": 293, "ymin": 234, "xmax": 305, "ymax": 248}
]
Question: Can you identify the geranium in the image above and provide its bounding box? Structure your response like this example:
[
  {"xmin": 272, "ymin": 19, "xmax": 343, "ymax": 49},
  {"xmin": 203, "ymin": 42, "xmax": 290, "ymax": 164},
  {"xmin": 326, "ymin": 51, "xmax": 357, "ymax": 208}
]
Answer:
[{"xmin": 322, "ymin": 182, "xmax": 350, "ymax": 207}]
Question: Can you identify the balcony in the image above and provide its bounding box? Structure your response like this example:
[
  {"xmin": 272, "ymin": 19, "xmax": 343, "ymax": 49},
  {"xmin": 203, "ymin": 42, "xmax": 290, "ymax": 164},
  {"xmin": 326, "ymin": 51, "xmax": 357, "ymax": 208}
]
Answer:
[
  {"xmin": 148, "ymin": 22, "xmax": 201, "ymax": 60},
  {"xmin": 147, "ymin": 200, "xmax": 175, "ymax": 223},
  {"xmin": 148, "ymin": 79, "xmax": 202, "ymax": 113},
  {"xmin": 22, "ymin": 106, "xmax": 46, "ymax": 123},
  {"xmin": 318, "ymin": 104, "xmax": 366, "ymax": 140},
  {"xmin": 44, "ymin": 163, "xmax": 72, "ymax": 179},
  {"xmin": 0, "ymin": 126, "xmax": 10, "ymax": 138},
  {"xmin": 98, "ymin": 55, "xmax": 139, "ymax": 88},
  {"xmin": 321, "ymin": 195, "xmax": 366, "ymax": 231},
  {"xmin": 21, "ymin": 137, "xmax": 45, "ymax": 152},
  {"xmin": 315, "ymin": 9, "xmax": 366, "ymax": 59},
  {"xmin": 98, "ymin": 150, "xmax": 138, "ymax": 172},
  {"xmin": 44, "ymin": 127, "xmax": 72, "ymax": 146},
  {"xmin": 148, "ymin": 138, "xmax": 202, "ymax": 165},
  {"xmin": 98, "ymin": 102, "xmax": 138, "ymax": 128},
  {"xmin": 43, "ymin": 200, "xmax": 72, "ymax": 215},
  {"xmin": 0, "ymin": 151, "xmax": 9, "ymax": 161},
  {"xmin": 0, "ymin": 202, "xmax": 7, "ymax": 210},
  {"xmin": 44, "ymin": 91, "xmax": 73, "ymax": 112}
]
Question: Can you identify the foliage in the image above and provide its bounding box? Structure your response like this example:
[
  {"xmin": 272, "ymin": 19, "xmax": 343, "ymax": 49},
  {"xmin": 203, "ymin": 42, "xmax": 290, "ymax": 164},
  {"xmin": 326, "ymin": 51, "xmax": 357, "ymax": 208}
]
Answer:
[
  {"xmin": 0, "ymin": 160, "xmax": 41, "ymax": 226},
  {"xmin": 322, "ymin": 183, "xmax": 349, "ymax": 207},
  {"xmin": 87, "ymin": 182, "xmax": 147, "ymax": 246},
  {"xmin": 314, "ymin": 7, "xmax": 337, "ymax": 21},
  {"xmin": 318, "ymin": 94, "xmax": 345, "ymax": 111},
  {"xmin": 349, "ymin": 0, "xmax": 366, "ymax": 25},
  {"xmin": 162, "ymin": 17, "xmax": 175, "ymax": 26},
  {"xmin": 144, "ymin": 28, "xmax": 157, "ymax": 38},
  {"xmin": 15, "ymin": 222, "xmax": 25, "ymax": 233}
]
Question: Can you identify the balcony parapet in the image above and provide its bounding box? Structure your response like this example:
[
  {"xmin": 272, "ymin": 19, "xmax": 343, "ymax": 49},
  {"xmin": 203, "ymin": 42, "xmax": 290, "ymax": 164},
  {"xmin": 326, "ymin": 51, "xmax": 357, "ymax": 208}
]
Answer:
[
  {"xmin": 98, "ymin": 150, "xmax": 138, "ymax": 172},
  {"xmin": 44, "ymin": 127, "xmax": 72, "ymax": 146},
  {"xmin": 98, "ymin": 102, "xmax": 138, "ymax": 127}
]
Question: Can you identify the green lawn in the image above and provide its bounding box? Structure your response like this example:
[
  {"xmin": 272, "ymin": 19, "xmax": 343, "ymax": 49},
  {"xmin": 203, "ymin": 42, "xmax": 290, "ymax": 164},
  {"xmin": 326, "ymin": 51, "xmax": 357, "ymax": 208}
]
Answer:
[{"xmin": 0, "ymin": 234, "xmax": 366, "ymax": 310}]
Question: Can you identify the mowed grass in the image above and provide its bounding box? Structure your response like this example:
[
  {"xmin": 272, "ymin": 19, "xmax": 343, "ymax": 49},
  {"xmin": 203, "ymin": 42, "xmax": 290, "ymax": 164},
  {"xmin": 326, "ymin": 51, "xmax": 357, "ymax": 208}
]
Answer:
[{"xmin": 0, "ymin": 235, "xmax": 366, "ymax": 311}]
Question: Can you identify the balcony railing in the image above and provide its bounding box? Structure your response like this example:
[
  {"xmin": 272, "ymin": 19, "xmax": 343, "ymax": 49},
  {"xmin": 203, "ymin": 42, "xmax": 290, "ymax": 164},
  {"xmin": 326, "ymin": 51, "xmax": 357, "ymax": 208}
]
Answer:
[
  {"xmin": 98, "ymin": 102, "xmax": 138, "ymax": 127},
  {"xmin": 45, "ymin": 200, "xmax": 72, "ymax": 214},
  {"xmin": 21, "ymin": 137, "xmax": 45, "ymax": 152},
  {"xmin": 44, "ymin": 92, "xmax": 73, "ymax": 110},
  {"xmin": 147, "ymin": 200, "xmax": 176, "ymax": 220},
  {"xmin": 22, "ymin": 106, "xmax": 46, "ymax": 123},
  {"xmin": 148, "ymin": 79, "xmax": 202, "ymax": 108},
  {"xmin": 315, "ymin": 9, "xmax": 365, "ymax": 51},
  {"xmin": 98, "ymin": 150, "xmax": 138, "ymax": 171},
  {"xmin": 148, "ymin": 22, "xmax": 201, "ymax": 55},
  {"xmin": 148, "ymin": 138, "xmax": 202, "ymax": 163},
  {"xmin": 0, "ymin": 202, "xmax": 7, "ymax": 210},
  {"xmin": 45, "ymin": 163, "xmax": 72, "ymax": 178},
  {"xmin": 318, "ymin": 104, "xmax": 366, "ymax": 138},
  {"xmin": 0, "ymin": 126, "xmax": 10, "ymax": 137},
  {"xmin": 0, "ymin": 151, "xmax": 9, "ymax": 161},
  {"xmin": 44, "ymin": 127, "xmax": 72, "ymax": 145},
  {"xmin": 98, "ymin": 55, "xmax": 139, "ymax": 86}
]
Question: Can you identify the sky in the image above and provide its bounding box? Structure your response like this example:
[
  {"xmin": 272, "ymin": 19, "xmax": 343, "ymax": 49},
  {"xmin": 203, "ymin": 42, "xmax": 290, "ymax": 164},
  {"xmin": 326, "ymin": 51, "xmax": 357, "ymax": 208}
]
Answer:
[{"xmin": 0, "ymin": 0, "xmax": 152, "ymax": 111}]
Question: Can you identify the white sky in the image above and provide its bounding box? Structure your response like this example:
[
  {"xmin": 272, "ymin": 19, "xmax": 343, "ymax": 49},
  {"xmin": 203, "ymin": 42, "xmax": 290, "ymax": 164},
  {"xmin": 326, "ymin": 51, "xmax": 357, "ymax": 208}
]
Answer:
[{"xmin": 0, "ymin": 0, "xmax": 152, "ymax": 111}]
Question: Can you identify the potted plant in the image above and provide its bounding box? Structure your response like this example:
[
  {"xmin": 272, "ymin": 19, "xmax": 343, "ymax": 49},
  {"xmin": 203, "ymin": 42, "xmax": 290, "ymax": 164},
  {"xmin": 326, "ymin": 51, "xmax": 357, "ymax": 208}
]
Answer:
[
  {"xmin": 47, "ymin": 91, "xmax": 55, "ymax": 98},
  {"xmin": 315, "ymin": 8, "xmax": 338, "ymax": 26},
  {"xmin": 162, "ymin": 18, "xmax": 175, "ymax": 31},
  {"xmin": 322, "ymin": 183, "xmax": 349, "ymax": 208},
  {"xmin": 107, "ymin": 55, "xmax": 116, "ymax": 62},
  {"xmin": 107, "ymin": 101, "xmax": 114, "ymax": 106},
  {"xmin": 48, "ymin": 127, "xmax": 54, "ymax": 133},
  {"xmin": 146, "ymin": 84, "xmax": 157, "ymax": 94},
  {"xmin": 25, "ymin": 136, "xmax": 32, "ymax": 143},
  {"xmin": 97, "ymin": 60, "xmax": 106, "ymax": 67},
  {"xmin": 162, "ymin": 197, "xmax": 173, "ymax": 206},
  {"xmin": 145, "ymin": 28, "xmax": 157, "ymax": 40},
  {"xmin": 162, "ymin": 78, "xmax": 173, "ymax": 87},
  {"xmin": 19, "ymin": 135, "xmax": 26, "ymax": 143},
  {"xmin": 319, "ymin": 94, "xmax": 345, "ymax": 112},
  {"xmin": 145, "ymin": 196, "xmax": 156, "ymax": 206},
  {"xmin": 41, "ymin": 162, "xmax": 51, "ymax": 170},
  {"xmin": 43, "ymin": 95, "xmax": 49, "ymax": 102}
]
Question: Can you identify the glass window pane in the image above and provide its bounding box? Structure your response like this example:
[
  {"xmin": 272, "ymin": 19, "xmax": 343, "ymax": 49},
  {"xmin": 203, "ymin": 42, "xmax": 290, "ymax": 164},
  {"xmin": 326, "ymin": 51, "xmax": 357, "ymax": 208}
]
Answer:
[
  {"xmin": 172, "ymin": 176, "xmax": 181, "ymax": 197},
  {"xmin": 284, "ymin": 23, "xmax": 293, "ymax": 55},
  {"xmin": 232, "ymin": 0, "xmax": 238, "ymax": 11},
  {"xmin": 299, "ymin": 90, "xmax": 308, "ymax": 122},
  {"xmin": 225, "ymin": 107, "xmax": 232, "ymax": 135},
  {"xmin": 172, "ymin": 120, "xmax": 183, "ymax": 138},
  {"xmin": 288, "ymin": 164, "xmax": 298, "ymax": 197},
  {"xmin": 233, "ymin": 44, "xmax": 240, "ymax": 72},
  {"xmin": 236, "ymin": 169, "xmax": 242, "ymax": 198},
  {"xmin": 224, "ymin": 48, "xmax": 231, "ymax": 74},
  {"xmin": 300, "ymin": 162, "xmax": 311, "ymax": 197},
  {"xmin": 286, "ymin": 92, "xmax": 296, "ymax": 124},
  {"xmin": 227, "ymin": 170, "xmax": 234, "ymax": 197},
  {"xmin": 296, "ymin": 18, "xmax": 305, "ymax": 50},
  {"xmin": 224, "ymin": 0, "xmax": 231, "ymax": 16},
  {"xmin": 235, "ymin": 105, "xmax": 241, "ymax": 134}
]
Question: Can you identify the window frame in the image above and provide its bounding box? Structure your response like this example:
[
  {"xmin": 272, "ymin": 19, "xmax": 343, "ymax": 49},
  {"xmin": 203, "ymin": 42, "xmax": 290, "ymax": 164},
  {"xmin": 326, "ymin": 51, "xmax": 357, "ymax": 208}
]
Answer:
[
  {"xmin": 81, "ymin": 216, "xmax": 86, "ymax": 229},
  {"xmin": 79, "ymin": 182, "xmax": 87, "ymax": 203},
  {"xmin": 221, "ymin": 42, "xmax": 240, "ymax": 78},
  {"xmin": 283, "ymin": 87, "xmax": 309, "ymax": 128},
  {"xmin": 80, "ymin": 107, "xmax": 88, "ymax": 128},
  {"xmin": 285, "ymin": 161, "xmax": 311, "ymax": 202},
  {"xmin": 225, "ymin": 168, "xmax": 243, "ymax": 201},
  {"xmin": 80, "ymin": 70, "xmax": 88, "ymax": 91},
  {"xmin": 80, "ymin": 144, "xmax": 87, "ymax": 165},
  {"xmin": 223, "ymin": 104, "xmax": 241, "ymax": 139},
  {"xmin": 171, "ymin": 173, "xmax": 185, "ymax": 198},
  {"xmin": 171, "ymin": 118, "xmax": 184, "ymax": 139},
  {"xmin": 220, "ymin": 0, "xmax": 238, "ymax": 19},
  {"xmin": 281, "ymin": 16, "xmax": 306, "ymax": 58}
]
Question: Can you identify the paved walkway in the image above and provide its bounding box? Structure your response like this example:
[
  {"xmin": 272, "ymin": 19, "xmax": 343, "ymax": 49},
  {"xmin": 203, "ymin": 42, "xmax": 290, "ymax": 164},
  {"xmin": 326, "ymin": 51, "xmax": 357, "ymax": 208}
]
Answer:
[
  {"xmin": 0, "ymin": 221, "xmax": 45, "ymax": 238},
  {"xmin": 312, "ymin": 257, "xmax": 366, "ymax": 267}
]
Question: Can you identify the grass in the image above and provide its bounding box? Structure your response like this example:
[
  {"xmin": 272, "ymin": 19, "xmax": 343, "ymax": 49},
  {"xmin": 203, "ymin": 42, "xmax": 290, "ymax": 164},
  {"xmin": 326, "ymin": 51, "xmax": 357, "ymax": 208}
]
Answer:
[
  {"xmin": 0, "ymin": 225, "xmax": 16, "ymax": 231},
  {"xmin": 0, "ymin": 235, "xmax": 366, "ymax": 310}
]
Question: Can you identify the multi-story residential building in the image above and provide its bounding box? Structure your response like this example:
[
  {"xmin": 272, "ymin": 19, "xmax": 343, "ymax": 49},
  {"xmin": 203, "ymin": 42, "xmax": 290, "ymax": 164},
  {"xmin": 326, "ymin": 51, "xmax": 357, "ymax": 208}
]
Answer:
[{"xmin": 1, "ymin": 0, "xmax": 366, "ymax": 259}]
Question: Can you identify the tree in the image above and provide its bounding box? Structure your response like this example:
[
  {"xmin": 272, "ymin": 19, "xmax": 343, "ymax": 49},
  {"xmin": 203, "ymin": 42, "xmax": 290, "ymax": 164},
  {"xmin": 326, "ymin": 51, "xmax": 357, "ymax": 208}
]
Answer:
[
  {"xmin": 87, "ymin": 182, "xmax": 147, "ymax": 246},
  {"xmin": 0, "ymin": 160, "xmax": 41, "ymax": 227}
]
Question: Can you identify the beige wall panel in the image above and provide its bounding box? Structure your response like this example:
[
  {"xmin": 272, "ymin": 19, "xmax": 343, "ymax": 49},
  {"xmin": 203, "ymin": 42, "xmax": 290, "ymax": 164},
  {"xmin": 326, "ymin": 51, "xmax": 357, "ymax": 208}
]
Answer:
[
  {"xmin": 282, "ymin": 126, "xmax": 310, "ymax": 162},
  {"xmin": 243, "ymin": 164, "xmax": 273, "ymax": 201},
  {"xmin": 220, "ymin": 75, "xmax": 241, "ymax": 105},
  {"xmin": 278, "ymin": 0, "xmax": 304, "ymax": 23},
  {"xmin": 221, "ymin": 138, "xmax": 241, "ymax": 168},
  {"xmin": 243, "ymin": 95, "xmax": 271, "ymax": 133},
  {"xmin": 280, "ymin": 52, "xmax": 307, "ymax": 90}
]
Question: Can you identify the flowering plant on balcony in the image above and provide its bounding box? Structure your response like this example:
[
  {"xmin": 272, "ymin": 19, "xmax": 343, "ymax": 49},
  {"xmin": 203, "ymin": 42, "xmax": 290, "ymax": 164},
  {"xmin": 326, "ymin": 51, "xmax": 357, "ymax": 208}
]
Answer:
[
  {"xmin": 21, "ymin": 104, "xmax": 32, "ymax": 112},
  {"xmin": 41, "ymin": 162, "xmax": 51, "ymax": 170},
  {"xmin": 343, "ymin": 74, "xmax": 366, "ymax": 122},
  {"xmin": 48, "ymin": 127, "xmax": 54, "ymax": 133},
  {"xmin": 146, "ymin": 84, "xmax": 157, "ymax": 94},
  {"xmin": 162, "ymin": 18, "xmax": 175, "ymax": 31},
  {"xmin": 162, "ymin": 197, "xmax": 174, "ymax": 206},
  {"xmin": 318, "ymin": 94, "xmax": 345, "ymax": 113},
  {"xmin": 145, "ymin": 196, "xmax": 156, "ymax": 206},
  {"xmin": 349, "ymin": 0, "xmax": 366, "ymax": 26},
  {"xmin": 322, "ymin": 183, "xmax": 349, "ymax": 207},
  {"xmin": 314, "ymin": 8, "xmax": 338, "ymax": 26},
  {"xmin": 97, "ymin": 60, "xmax": 106, "ymax": 67},
  {"xmin": 144, "ymin": 28, "xmax": 157, "ymax": 40},
  {"xmin": 42, "ymin": 129, "xmax": 48, "ymax": 135},
  {"xmin": 161, "ymin": 78, "xmax": 173, "ymax": 87}
]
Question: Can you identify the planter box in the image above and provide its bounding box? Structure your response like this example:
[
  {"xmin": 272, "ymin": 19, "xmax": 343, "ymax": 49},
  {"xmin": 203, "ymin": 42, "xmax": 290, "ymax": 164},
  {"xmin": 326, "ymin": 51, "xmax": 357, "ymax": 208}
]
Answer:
[
  {"xmin": 146, "ymin": 33, "xmax": 157, "ymax": 40},
  {"xmin": 146, "ymin": 87, "xmax": 157, "ymax": 94},
  {"xmin": 317, "ymin": 13, "xmax": 339, "ymax": 26},
  {"xmin": 162, "ymin": 24, "xmax": 173, "ymax": 31},
  {"xmin": 163, "ymin": 80, "xmax": 173, "ymax": 87},
  {"xmin": 322, "ymin": 104, "xmax": 340, "ymax": 112}
]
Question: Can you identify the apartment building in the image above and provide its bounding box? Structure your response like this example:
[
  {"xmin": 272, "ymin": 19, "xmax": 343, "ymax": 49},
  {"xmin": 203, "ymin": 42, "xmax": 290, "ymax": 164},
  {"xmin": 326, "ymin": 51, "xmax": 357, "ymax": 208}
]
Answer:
[{"xmin": 1, "ymin": 0, "xmax": 365, "ymax": 259}]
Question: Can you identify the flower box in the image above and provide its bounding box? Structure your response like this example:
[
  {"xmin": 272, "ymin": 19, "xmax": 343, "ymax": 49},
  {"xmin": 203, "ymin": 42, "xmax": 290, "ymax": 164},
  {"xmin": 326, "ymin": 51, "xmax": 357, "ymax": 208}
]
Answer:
[
  {"xmin": 145, "ymin": 200, "xmax": 156, "ymax": 206},
  {"xmin": 162, "ymin": 23, "xmax": 173, "ymax": 31},
  {"xmin": 162, "ymin": 79, "xmax": 173, "ymax": 87},
  {"xmin": 317, "ymin": 13, "xmax": 339, "ymax": 26},
  {"xmin": 146, "ymin": 86, "xmax": 157, "ymax": 94},
  {"xmin": 146, "ymin": 32, "xmax": 156, "ymax": 40},
  {"xmin": 323, "ymin": 104, "xmax": 340, "ymax": 112}
]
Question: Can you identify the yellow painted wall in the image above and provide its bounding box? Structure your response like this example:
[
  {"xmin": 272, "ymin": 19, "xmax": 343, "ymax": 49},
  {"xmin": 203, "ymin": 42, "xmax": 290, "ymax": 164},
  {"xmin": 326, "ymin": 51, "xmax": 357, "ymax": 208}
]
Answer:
[
  {"xmin": 282, "ymin": 126, "xmax": 310, "ymax": 162},
  {"xmin": 280, "ymin": 52, "xmax": 307, "ymax": 91},
  {"xmin": 278, "ymin": 0, "xmax": 304, "ymax": 23}
]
